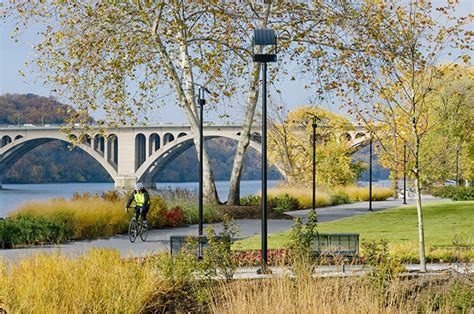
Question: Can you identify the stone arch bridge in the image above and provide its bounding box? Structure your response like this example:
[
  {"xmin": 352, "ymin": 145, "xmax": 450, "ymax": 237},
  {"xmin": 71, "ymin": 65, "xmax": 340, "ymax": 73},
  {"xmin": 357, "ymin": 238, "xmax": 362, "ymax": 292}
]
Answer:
[{"xmin": 0, "ymin": 125, "xmax": 369, "ymax": 189}]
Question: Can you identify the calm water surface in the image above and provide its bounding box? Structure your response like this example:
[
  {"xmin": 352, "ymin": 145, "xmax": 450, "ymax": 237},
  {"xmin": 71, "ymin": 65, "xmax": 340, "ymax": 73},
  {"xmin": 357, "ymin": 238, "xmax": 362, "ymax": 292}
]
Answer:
[
  {"xmin": 0, "ymin": 180, "xmax": 279, "ymax": 217},
  {"xmin": 0, "ymin": 180, "xmax": 393, "ymax": 218}
]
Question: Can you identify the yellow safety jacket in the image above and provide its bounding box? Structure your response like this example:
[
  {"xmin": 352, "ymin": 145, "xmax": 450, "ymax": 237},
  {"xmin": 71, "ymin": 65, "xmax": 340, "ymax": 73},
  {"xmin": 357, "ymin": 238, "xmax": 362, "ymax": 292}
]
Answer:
[{"xmin": 134, "ymin": 192, "xmax": 146, "ymax": 207}]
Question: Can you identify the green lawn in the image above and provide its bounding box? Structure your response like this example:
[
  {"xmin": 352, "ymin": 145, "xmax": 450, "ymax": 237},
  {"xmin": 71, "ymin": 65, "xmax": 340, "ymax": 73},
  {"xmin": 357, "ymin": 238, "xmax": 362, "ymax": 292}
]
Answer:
[{"xmin": 233, "ymin": 201, "xmax": 474, "ymax": 251}]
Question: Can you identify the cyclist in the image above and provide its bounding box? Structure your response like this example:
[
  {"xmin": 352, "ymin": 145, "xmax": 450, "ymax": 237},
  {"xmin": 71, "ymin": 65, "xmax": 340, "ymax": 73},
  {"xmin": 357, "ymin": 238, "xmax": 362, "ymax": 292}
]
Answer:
[{"xmin": 125, "ymin": 182, "xmax": 150, "ymax": 227}]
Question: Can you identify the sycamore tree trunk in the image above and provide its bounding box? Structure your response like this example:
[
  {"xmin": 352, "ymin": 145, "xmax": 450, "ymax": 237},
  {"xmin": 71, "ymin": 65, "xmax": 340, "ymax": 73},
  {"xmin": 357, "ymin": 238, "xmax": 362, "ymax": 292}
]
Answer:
[
  {"xmin": 177, "ymin": 27, "xmax": 219, "ymax": 204},
  {"xmin": 226, "ymin": 64, "xmax": 261, "ymax": 204},
  {"xmin": 226, "ymin": 3, "xmax": 271, "ymax": 205},
  {"xmin": 152, "ymin": 19, "xmax": 219, "ymax": 204}
]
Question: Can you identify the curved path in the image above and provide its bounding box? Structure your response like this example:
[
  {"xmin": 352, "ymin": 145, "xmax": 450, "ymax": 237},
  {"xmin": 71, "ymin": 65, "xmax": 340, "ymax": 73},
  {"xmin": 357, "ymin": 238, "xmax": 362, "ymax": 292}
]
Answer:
[{"xmin": 0, "ymin": 197, "xmax": 448, "ymax": 263}]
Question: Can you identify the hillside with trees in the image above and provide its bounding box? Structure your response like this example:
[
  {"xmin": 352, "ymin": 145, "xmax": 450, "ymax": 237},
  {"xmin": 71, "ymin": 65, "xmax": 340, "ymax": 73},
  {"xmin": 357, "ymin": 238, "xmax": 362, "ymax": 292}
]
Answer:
[{"xmin": 1, "ymin": 94, "xmax": 112, "ymax": 183}]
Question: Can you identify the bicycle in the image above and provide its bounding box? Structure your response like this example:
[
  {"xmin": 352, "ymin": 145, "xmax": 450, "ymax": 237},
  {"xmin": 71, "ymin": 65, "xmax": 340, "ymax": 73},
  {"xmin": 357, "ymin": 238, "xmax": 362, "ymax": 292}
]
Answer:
[{"xmin": 127, "ymin": 206, "xmax": 149, "ymax": 243}]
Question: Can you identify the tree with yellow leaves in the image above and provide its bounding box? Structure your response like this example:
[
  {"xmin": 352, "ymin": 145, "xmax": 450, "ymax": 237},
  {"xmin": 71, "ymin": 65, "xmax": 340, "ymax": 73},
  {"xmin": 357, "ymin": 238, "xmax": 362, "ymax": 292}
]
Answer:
[{"xmin": 268, "ymin": 106, "xmax": 363, "ymax": 187}]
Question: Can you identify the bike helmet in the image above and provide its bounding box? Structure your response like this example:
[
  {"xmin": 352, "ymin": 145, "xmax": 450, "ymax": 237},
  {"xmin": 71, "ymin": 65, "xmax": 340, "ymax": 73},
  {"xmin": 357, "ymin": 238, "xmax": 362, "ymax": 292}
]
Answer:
[{"xmin": 134, "ymin": 182, "xmax": 144, "ymax": 191}]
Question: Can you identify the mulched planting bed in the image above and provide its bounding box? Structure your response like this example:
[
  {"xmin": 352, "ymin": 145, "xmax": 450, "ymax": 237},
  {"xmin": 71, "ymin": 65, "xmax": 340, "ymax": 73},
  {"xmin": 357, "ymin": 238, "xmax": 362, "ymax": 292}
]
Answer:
[{"xmin": 217, "ymin": 205, "xmax": 293, "ymax": 220}]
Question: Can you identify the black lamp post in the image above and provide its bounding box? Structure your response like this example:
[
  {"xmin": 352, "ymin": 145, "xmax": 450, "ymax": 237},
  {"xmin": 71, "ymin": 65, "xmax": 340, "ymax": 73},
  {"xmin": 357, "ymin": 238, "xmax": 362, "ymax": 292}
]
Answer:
[
  {"xmin": 403, "ymin": 142, "xmax": 407, "ymax": 205},
  {"xmin": 253, "ymin": 28, "xmax": 277, "ymax": 273},
  {"xmin": 306, "ymin": 113, "xmax": 321, "ymax": 212},
  {"xmin": 368, "ymin": 136, "xmax": 373, "ymax": 211},
  {"xmin": 194, "ymin": 83, "xmax": 211, "ymax": 237}
]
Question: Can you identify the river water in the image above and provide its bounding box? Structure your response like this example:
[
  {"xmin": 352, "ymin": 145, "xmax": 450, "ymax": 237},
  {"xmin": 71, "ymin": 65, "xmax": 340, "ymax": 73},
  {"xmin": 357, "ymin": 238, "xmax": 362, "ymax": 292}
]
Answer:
[
  {"xmin": 0, "ymin": 179, "xmax": 393, "ymax": 218},
  {"xmin": 0, "ymin": 180, "xmax": 280, "ymax": 218}
]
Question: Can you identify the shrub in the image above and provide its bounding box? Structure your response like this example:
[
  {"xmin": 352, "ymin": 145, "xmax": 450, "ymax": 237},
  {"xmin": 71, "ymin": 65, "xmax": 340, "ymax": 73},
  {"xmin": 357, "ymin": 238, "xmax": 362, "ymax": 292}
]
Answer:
[
  {"xmin": 4, "ymin": 194, "xmax": 191, "ymax": 247},
  {"xmin": 233, "ymin": 249, "xmax": 288, "ymax": 266},
  {"xmin": 272, "ymin": 194, "xmax": 301, "ymax": 213},
  {"xmin": 146, "ymin": 196, "xmax": 169, "ymax": 228},
  {"xmin": 201, "ymin": 215, "xmax": 241, "ymax": 280},
  {"xmin": 330, "ymin": 191, "xmax": 350, "ymax": 205},
  {"xmin": 431, "ymin": 186, "xmax": 474, "ymax": 201},
  {"xmin": 239, "ymin": 194, "xmax": 260, "ymax": 206},
  {"xmin": 169, "ymin": 201, "xmax": 222, "ymax": 225},
  {"xmin": 361, "ymin": 239, "xmax": 404, "ymax": 293},
  {"xmin": 163, "ymin": 206, "xmax": 185, "ymax": 227},
  {"xmin": 0, "ymin": 215, "xmax": 74, "ymax": 248}
]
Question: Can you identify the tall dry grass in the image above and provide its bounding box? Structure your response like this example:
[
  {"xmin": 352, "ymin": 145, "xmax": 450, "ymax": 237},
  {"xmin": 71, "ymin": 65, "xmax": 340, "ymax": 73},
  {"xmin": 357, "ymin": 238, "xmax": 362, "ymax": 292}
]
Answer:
[
  {"xmin": 1, "ymin": 250, "xmax": 471, "ymax": 312},
  {"xmin": 10, "ymin": 198, "xmax": 127, "ymax": 239},
  {"xmin": 267, "ymin": 185, "xmax": 393, "ymax": 209},
  {"xmin": 338, "ymin": 186, "xmax": 394, "ymax": 201},
  {"xmin": 268, "ymin": 186, "xmax": 332, "ymax": 208},
  {"xmin": 210, "ymin": 274, "xmax": 473, "ymax": 313},
  {"xmin": 0, "ymin": 250, "xmax": 157, "ymax": 313}
]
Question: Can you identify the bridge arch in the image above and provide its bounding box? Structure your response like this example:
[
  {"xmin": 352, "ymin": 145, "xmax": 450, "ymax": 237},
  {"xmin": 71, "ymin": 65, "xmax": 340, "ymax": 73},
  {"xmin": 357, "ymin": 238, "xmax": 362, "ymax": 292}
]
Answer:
[
  {"xmin": 149, "ymin": 133, "xmax": 160, "ymax": 156},
  {"xmin": 163, "ymin": 133, "xmax": 175, "ymax": 145},
  {"xmin": 1, "ymin": 136, "xmax": 12, "ymax": 147},
  {"xmin": 93, "ymin": 134, "xmax": 105, "ymax": 155},
  {"xmin": 107, "ymin": 134, "xmax": 118, "ymax": 169},
  {"xmin": 135, "ymin": 133, "xmax": 146, "ymax": 170},
  {"xmin": 135, "ymin": 132, "xmax": 284, "ymax": 185},
  {"xmin": 0, "ymin": 135, "xmax": 117, "ymax": 181}
]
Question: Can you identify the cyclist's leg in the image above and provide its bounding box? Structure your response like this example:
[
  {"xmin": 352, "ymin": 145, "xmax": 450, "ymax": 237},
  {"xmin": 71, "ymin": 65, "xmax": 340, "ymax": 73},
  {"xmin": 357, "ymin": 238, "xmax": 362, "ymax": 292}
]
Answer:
[
  {"xmin": 134, "ymin": 206, "xmax": 140, "ymax": 221},
  {"xmin": 141, "ymin": 207, "xmax": 149, "ymax": 226}
]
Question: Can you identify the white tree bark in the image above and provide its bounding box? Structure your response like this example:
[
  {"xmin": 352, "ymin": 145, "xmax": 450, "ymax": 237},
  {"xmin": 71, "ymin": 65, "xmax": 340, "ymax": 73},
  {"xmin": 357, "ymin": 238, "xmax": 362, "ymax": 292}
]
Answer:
[
  {"xmin": 227, "ymin": 64, "xmax": 261, "ymax": 204},
  {"xmin": 413, "ymin": 129, "xmax": 427, "ymax": 272},
  {"xmin": 152, "ymin": 18, "xmax": 219, "ymax": 203},
  {"xmin": 226, "ymin": 3, "xmax": 271, "ymax": 205}
]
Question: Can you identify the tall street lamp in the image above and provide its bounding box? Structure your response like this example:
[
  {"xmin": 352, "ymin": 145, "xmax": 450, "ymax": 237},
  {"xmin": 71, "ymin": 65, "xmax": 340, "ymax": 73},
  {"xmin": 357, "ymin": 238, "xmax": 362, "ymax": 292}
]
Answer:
[
  {"xmin": 253, "ymin": 28, "xmax": 277, "ymax": 273},
  {"xmin": 306, "ymin": 113, "xmax": 321, "ymax": 212},
  {"xmin": 368, "ymin": 136, "xmax": 373, "ymax": 211},
  {"xmin": 194, "ymin": 83, "xmax": 211, "ymax": 237},
  {"xmin": 403, "ymin": 142, "xmax": 407, "ymax": 205}
]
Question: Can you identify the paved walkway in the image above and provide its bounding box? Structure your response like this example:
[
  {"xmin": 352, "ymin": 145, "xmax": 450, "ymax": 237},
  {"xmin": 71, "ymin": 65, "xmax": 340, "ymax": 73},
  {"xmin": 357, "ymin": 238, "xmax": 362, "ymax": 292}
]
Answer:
[
  {"xmin": 232, "ymin": 263, "xmax": 473, "ymax": 279},
  {"xmin": 287, "ymin": 196, "xmax": 449, "ymax": 223},
  {"xmin": 0, "ymin": 197, "xmax": 449, "ymax": 263}
]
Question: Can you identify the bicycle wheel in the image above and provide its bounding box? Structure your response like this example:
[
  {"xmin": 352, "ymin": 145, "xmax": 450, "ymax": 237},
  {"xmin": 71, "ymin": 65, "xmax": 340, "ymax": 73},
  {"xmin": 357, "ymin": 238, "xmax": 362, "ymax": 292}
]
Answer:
[
  {"xmin": 128, "ymin": 219, "xmax": 138, "ymax": 243},
  {"xmin": 140, "ymin": 222, "xmax": 148, "ymax": 241}
]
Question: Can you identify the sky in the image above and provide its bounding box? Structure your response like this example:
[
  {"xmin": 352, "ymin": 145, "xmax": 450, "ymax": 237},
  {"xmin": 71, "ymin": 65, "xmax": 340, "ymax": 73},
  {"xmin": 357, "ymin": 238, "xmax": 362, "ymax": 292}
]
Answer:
[{"xmin": 1, "ymin": 0, "xmax": 473, "ymax": 125}]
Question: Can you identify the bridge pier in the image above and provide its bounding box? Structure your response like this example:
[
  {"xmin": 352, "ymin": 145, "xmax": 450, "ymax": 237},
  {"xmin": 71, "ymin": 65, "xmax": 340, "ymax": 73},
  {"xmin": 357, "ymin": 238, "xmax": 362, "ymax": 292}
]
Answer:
[{"xmin": 114, "ymin": 175, "xmax": 137, "ymax": 190}]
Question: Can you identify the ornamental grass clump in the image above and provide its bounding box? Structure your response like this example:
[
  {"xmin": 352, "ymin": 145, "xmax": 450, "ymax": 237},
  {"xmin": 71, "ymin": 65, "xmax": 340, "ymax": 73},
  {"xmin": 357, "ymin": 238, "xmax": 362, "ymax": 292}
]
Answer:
[
  {"xmin": 266, "ymin": 184, "xmax": 393, "ymax": 211},
  {"xmin": 340, "ymin": 186, "xmax": 394, "ymax": 202},
  {"xmin": 209, "ymin": 272, "xmax": 474, "ymax": 313},
  {"xmin": 10, "ymin": 198, "xmax": 126, "ymax": 240},
  {"xmin": 0, "ymin": 250, "xmax": 157, "ymax": 313},
  {"xmin": 267, "ymin": 185, "xmax": 332, "ymax": 208}
]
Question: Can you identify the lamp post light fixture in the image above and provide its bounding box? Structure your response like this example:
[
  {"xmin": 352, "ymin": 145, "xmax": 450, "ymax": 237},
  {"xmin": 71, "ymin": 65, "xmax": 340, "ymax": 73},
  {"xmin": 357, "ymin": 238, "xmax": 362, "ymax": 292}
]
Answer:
[
  {"xmin": 253, "ymin": 28, "xmax": 277, "ymax": 274},
  {"xmin": 194, "ymin": 83, "xmax": 211, "ymax": 237}
]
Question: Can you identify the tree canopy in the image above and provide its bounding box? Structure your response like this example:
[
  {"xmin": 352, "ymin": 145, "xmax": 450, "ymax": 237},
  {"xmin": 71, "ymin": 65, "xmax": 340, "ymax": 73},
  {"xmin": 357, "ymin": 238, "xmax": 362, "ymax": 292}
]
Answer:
[{"xmin": 268, "ymin": 106, "xmax": 364, "ymax": 187}]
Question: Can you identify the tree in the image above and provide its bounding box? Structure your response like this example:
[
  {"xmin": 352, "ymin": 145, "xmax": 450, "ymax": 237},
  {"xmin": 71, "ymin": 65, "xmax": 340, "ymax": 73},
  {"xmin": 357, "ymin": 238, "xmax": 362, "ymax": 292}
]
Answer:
[
  {"xmin": 5, "ymin": 1, "xmax": 248, "ymax": 203},
  {"xmin": 268, "ymin": 106, "xmax": 362, "ymax": 186},
  {"xmin": 224, "ymin": 1, "xmax": 368, "ymax": 204},
  {"xmin": 376, "ymin": 66, "xmax": 474, "ymax": 188},
  {"xmin": 323, "ymin": 0, "xmax": 473, "ymax": 271},
  {"xmin": 420, "ymin": 66, "xmax": 473, "ymax": 186},
  {"xmin": 5, "ymin": 1, "xmax": 342, "ymax": 204}
]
